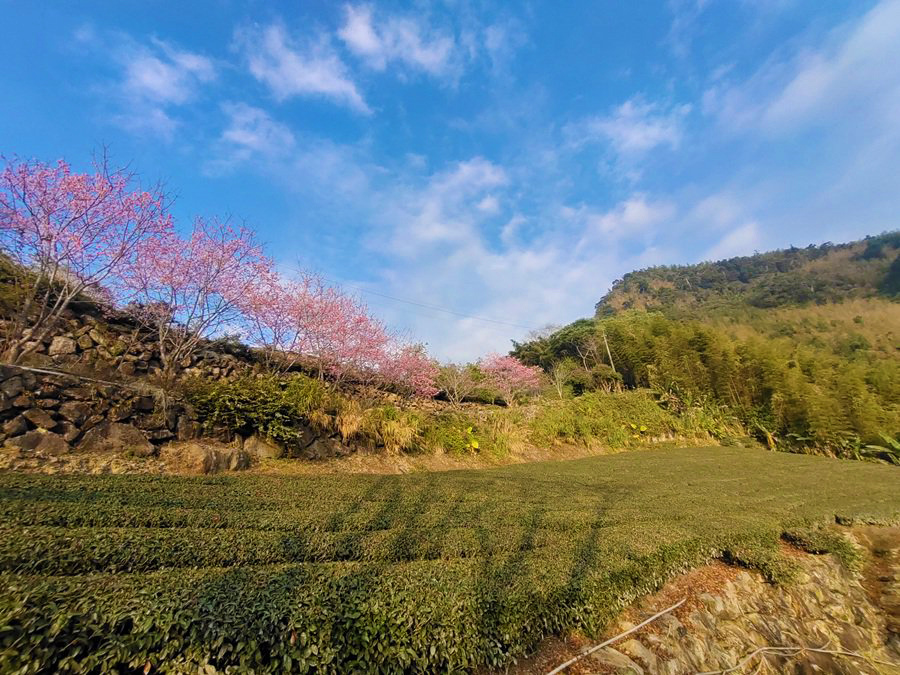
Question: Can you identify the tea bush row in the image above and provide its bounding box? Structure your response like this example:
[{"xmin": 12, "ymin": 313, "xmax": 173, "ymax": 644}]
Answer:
[
  {"xmin": 0, "ymin": 542, "xmax": 715, "ymax": 673},
  {"xmin": 0, "ymin": 524, "xmax": 593, "ymax": 575}
]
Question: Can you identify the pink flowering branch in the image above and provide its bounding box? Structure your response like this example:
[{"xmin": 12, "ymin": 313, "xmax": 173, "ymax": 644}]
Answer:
[
  {"xmin": 480, "ymin": 353, "xmax": 544, "ymax": 406},
  {"xmin": 122, "ymin": 217, "xmax": 272, "ymax": 378},
  {"xmin": 377, "ymin": 343, "xmax": 439, "ymax": 398},
  {"xmin": 0, "ymin": 154, "xmax": 172, "ymax": 363},
  {"xmin": 239, "ymin": 271, "xmax": 438, "ymax": 396}
]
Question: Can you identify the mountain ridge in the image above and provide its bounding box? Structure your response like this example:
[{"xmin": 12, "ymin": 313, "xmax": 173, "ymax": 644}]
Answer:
[{"xmin": 595, "ymin": 231, "xmax": 899, "ymax": 317}]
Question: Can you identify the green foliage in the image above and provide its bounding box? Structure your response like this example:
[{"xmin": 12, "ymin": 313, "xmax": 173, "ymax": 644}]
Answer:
[
  {"xmin": 360, "ymin": 405, "xmax": 423, "ymax": 454},
  {"xmin": 529, "ymin": 390, "xmax": 682, "ymax": 447},
  {"xmin": 881, "ymin": 254, "xmax": 900, "ymax": 296},
  {"xmin": 594, "ymin": 233, "xmax": 899, "ymax": 315},
  {"xmin": 0, "ymin": 448, "xmax": 897, "ymax": 672},
  {"xmin": 185, "ymin": 374, "xmax": 335, "ymax": 451},
  {"xmin": 185, "ymin": 375, "xmax": 517, "ymax": 457},
  {"xmin": 783, "ymin": 526, "xmax": 861, "ymax": 572},
  {"xmin": 861, "ymin": 434, "xmax": 900, "ymax": 465},
  {"xmin": 420, "ymin": 409, "xmax": 509, "ymax": 456},
  {"xmin": 722, "ymin": 541, "xmax": 800, "ymax": 584},
  {"xmin": 514, "ymin": 302, "xmax": 899, "ymax": 455}
]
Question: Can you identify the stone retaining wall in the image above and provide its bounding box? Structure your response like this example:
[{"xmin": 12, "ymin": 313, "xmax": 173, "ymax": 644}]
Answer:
[
  {"xmin": 6, "ymin": 301, "xmax": 253, "ymax": 381},
  {"xmin": 0, "ymin": 364, "xmax": 197, "ymax": 458},
  {"xmin": 586, "ymin": 533, "xmax": 900, "ymax": 674}
]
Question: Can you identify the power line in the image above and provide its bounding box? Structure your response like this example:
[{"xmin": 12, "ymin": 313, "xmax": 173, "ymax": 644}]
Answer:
[
  {"xmin": 308, "ymin": 270, "xmax": 539, "ymax": 331},
  {"xmin": 347, "ymin": 285, "xmax": 538, "ymax": 331}
]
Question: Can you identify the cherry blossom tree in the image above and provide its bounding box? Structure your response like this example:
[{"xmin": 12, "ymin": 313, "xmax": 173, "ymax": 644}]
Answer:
[
  {"xmin": 238, "ymin": 272, "xmax": 324, "ymax": 373},
  {"xmin": 0, "ymin": 156, "xmax": 172, "ymax": 362},
  {"xmin": 240, "ymin": 271, "xmax": 389, "ymax": 382},
  {"xmin": 377, "ymin": 344, "xmax": 439, "ymax": 398},
  {"xmin": 240, "ymin": 271, "xmax": 438, "ymax": 396},
  {"xmin": 303, "ymin": 290, "xmax": 391, "ymax": 382},
  {"xmin": 480, "ymin": 353, "xmax": 544, "ymax": 406},
  {"xmin": 123, "ymin": 217, "xmax": 272, "ymax": 379}
]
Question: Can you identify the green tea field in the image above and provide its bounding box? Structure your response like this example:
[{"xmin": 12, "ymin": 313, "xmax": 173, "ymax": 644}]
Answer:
[{"xmin": 1, "ymin": 446, "xmax": 898, "ymax": 672}]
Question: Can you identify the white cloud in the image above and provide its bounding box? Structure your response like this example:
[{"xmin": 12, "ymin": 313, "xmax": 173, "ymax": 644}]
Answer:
[
  {"xmin": 705, "ymin": 0, "xmax": 900, "ymax": 134},
  {"xmin": 241, "ymin": 137, "xmax": 777, "ymax": 361},
  {"xmin": 694, "ymin": 1, "xmax": 900, "ymax": 249},
  {"xmin": 483, "ymin": 20, "xmax": 528, "ymax": 72},
  {"xmin": 123, "ymin": 49, "xmax": 213, "ymax": 105},
  {"xmin": 338, "ymin": 4, "xmax": 456, "ymax": 77},
  {"xmin": 703, "ymin": 222, "xmax": 760, "ymax": 261},
  {"xmin": 476, "ymin": 195, "xmax": 500, "ymax": 214},
  {"xmin": 106, "ymin": 37, "xmax": 215, "ymax": 140},
  {"xmin": 384, "ymin": 158, "xmax": 507, "ymax": 255},
  {"xmin": 688, "ymin": 193, "xmax": 744, "ymax": 230},
  {"xmin": 114, "ymin": 107, "xmax": 178, "ymax": 140},
  {"xmin": 572, "ymin": 98, "xmax": 690, "ymax": 157},
  {"xmin": 350, "ymin": 163, "xmax": 687, "ymax": 360},
  {"xmin": 221, "ymin": 103, "xmax": 295, "ymax": 154},
  {"xmin": 500, "ymin": 214, "xmax": 526, "ymax": 246},
  {"xmin": 236, "ymin": 23, "xmax": 370, "ymax": 113},
  {"xmin": 205, "ymin": 103, "xmax": 297, "ymax": 172},
  {"xmin": 586, "ymin": 196, "xmax": 676, "ymax": 236},
  {"xmin": 560, "ymin": 196, "xmax": 677, "ymax": 257}
]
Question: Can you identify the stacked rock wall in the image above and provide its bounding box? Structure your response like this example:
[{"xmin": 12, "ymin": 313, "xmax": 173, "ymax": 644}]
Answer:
[
  {"xmin": 586, "ymin": 535, "xmax": 900, "ymax": 674},
  {"xmin": 0, "ymin": 364, "xmax": 197, "ymax": 458},
  {"xmin": 12, "ymin": 301, "xmax": 253, "ymax": 381},
  {"xmin": 2, "ymin": 302, "xmax": 355, "ymax": 468}
]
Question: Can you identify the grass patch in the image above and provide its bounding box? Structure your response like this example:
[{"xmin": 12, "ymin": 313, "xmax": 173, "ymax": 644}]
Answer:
[
  {"xmin": 783, "ymin": 525, "xmax": 862, "ymax": 571},
  {"xmin": 0, "ymin": 446, "xmax": 896, "ymax": 672},
  {"xmin": 186, "ymin": 375, "xmax": 734, "ymax": 460},
  {"xmin": 527, "ymin": 390, "xmax": 731, "ymax": 448}
]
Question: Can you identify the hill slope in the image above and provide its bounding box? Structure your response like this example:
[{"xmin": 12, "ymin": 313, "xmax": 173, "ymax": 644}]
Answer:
[
  {"xmin": 595, "ymin": 231, "xmax": 899, "ymax": 316},
  {"xmin": 513, "ymin": 232, "xmax": 900, "ymax": 455}
]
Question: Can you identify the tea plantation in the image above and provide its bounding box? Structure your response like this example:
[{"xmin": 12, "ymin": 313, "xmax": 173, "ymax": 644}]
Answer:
[{"xmin": 1, "ymin": 446, "xmax": 898, "ymax": 673}]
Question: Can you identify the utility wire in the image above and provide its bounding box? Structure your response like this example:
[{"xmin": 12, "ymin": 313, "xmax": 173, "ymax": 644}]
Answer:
[
  {"xmin": 344, "ymin": 285, "xmax": 538, "ymax": 331},
  {"xmin": 306, "ymin": 269, "xmax": 540, "ymax": 331}
]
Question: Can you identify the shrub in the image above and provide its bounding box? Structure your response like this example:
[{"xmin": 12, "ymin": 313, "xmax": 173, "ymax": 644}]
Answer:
[
  {"xmin": 479, "ymin": 354, "xmax": 543, "ymax": 405},
  {"xmin": 185, "ymin": 374, "xmax": 335, "ymax": 451},
  {"xmin": 528, "ymin": 390, "xmax": 684, "ymax": 448},
  {"xmin": 360, "ymin": 405, "xmax": 422, "ymax": 454}
]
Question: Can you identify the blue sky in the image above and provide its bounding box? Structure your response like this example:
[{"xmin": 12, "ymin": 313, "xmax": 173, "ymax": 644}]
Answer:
[{"xmin": 2, "ymin": 1, "xmax": 898, "ymax": 360}]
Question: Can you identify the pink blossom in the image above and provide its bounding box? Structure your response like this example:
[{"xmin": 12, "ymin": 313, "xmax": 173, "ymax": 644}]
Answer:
[
  {"xmin": 0, "ymin": 155, "xmax": 172, "ymax": 362},
  {"xmin": 122, "ymin": 217, "xmax": 272, "ymax": 376},
  {"xmin": 480, "ymin": 353, "xmax": 544, "ymax": 405},
  {"xmin": 377, "ymin": 344, "xmax": 439, "ymax": 398}
]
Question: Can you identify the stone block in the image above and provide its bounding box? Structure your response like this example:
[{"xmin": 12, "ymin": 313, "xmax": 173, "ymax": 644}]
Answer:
[
  {"xmin": 11, "ymin": 394, "xmax": 33, "ymax": 408},
  {"xmin": 161, "ymin": 442, "xmax": 251, "ymax": 474},
  {"xmin": 48, "ymin": 336, "xmax": 77, "ymax": 356},
  {"xmin": 23, "ymin": 408, "xmax": 57, "ymax": 430},
  {"xmin": 244, "ymin": 434, "xmax": 285, "ymax": 459},
  {"xmin": 3, "ymin": 416, "xmax": 28, "ymax": 436},
  {"xmin": 0, "ymin": 376, "xmax": 23, "ymax": 398},
  {"xmin": 88, "ymin": 328, "xmax": 108, "ymax": 346},
  {"xmin": 79, "ymin": 422, "xmax": 155, "ymax": 457},
  {"xmin": 36, "ymin": 432, "xmax": 71, "ymax": 455},
  {"xmin": 57, "ymin": 421, "xmax": 81, "ymax": 443},
  {"xmin": 5, "ymin": 429, "xmax": 68, "ymax": 454},
  {"xmin": 58, "ymin": 401, "xmax": 92, "ymax": 423},
  {"xmin": 135, "ymin": 396, "xmax": 155, "ymax": 412}
]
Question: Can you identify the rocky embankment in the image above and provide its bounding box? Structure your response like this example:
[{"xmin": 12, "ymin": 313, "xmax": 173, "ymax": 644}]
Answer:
[
  {"xmin": 0, "ymin": 302, "xmax": 352, "ymax": 472},
  {"xmin": 519, "ymin": 528, "xmax": 900, "ymax": 674}
]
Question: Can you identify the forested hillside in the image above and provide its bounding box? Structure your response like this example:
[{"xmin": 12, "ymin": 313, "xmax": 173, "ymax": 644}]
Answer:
[
  {"xmin": 595, "ymin": 232, "xmax": 900, "ymax": 316},
  {"xmin": 513, "ymin": 233, "xmax": 900, "ymax": 458}
]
